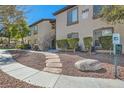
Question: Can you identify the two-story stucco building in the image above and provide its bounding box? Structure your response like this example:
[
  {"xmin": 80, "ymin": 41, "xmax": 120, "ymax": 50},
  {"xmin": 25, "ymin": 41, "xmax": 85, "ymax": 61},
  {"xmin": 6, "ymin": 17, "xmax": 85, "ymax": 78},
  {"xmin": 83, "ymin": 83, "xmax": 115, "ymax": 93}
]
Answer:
[
  {"xmin": 54, "ymin": 5, "xmax": 124, "ymax": 53},
  {"xmin": 29, "ymin": 19, "xmax": 56, "ymax": 50}
]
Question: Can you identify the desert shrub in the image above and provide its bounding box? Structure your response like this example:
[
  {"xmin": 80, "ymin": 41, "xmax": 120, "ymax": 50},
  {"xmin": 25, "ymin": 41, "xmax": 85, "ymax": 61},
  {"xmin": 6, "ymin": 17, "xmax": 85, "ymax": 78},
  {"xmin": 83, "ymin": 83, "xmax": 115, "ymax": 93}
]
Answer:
[
  {"xmin": 67, "ymin": 38, "xmax": 79, "ymax": 49},
  {"xmin": 56, "ymin": 39, "xmax": 68, "ymax": 49},
  {"xmin": 16, "ymin": 45, "xmax": 25, "ymax": 49},
  {"xmin": 83, "ymin": 37, "xmax": 92, "ymax": 50},
  {"xmin": 24, "ymin": 44, "xmax": 31, "ymax": 49},
  {"xmin": 16, "ymin": 44, "xmax": 31, "ymax": 49},
  {"xmin": 0, "ymin": 39, "xmax": 3, "ymax": 44},
  {"xmin": 99, "ymin": 36, "xmax": 112, "ymax": 50},
  {"xmin": 57, "ymin": 38, "xmax": 79, "ymax": 52},
  {"xmin": 32, "ymin": 44, "xmax": 39, "ymax": 51}
]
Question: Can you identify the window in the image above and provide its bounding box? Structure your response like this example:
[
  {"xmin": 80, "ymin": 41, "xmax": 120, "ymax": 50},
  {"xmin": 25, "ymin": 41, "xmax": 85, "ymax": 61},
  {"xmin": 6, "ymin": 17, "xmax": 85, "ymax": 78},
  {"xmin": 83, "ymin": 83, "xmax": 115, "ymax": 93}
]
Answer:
[
  {"xmin": 94, "ymin": 28, "xmax": 113, "ymax": 40},
  {"xmin": 30, "ymin": 25, "xmax": 38, "ymax": 31},
  {"xmin": 34, "ymin": 25, "xmax": 38, "ymax": 31},
  {"xmin": 67, "ymin": 7, "xmax": 78, "ymax": 26},
  {"xmin": 30, "ymin": 27, "xmax": 33, "ymax": 31},
  {"xmin": 28, "ymin": 32, "xmax": 31, "ymax": 36},
  {"xmin": 82, "ymin": 9, "xmax": 89, "ymax": 19},
  {"xmin": 102, "ymin": 29, "xmax": 113, "ymax": 36},
  {"xmin": 93, "ymin": 27, "xmax": 113, "ymax": 47},
  {"xmin": 33, "ymin": 30, "xmax": 38, "ymax": 35},
  {"xmin": 30, "ymin": 25, "xmax": 38, "ymax": 35},
  {"xmin": 67, "ymin": 32, "xmax": 79, "ymax": 38},
  {"xmin": 93, "ymin": 5, "xmax": 103, "ymax": 18}
]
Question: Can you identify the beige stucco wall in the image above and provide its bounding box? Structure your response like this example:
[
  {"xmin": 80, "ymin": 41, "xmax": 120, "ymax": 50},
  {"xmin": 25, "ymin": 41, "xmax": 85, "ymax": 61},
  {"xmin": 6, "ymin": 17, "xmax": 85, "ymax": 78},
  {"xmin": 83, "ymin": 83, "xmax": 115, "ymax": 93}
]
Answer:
[
  {"xmin": 37, "ymin": 21, "xmax": 52, "ymax": 50},
  {"xmin": 24, "ymin": 36, "xmax": 31, "ymax": 44},
  {"xmin": 30, "ymin": 20, "xmax": 55, "ymax": 50},
  {"xmin": 56, "ymin": 5, "xmax": 124, "ymax": 53},
  {"xmin": 30, "ymin": 34, "xmax": 38, "ymax": 45}
]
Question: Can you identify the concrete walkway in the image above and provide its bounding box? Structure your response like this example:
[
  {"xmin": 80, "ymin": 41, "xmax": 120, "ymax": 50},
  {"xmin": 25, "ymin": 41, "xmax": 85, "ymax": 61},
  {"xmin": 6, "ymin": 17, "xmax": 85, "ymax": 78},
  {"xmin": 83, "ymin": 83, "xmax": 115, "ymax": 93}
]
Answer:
[{"xmin": 0, "ymin": 49, "xmax": 124, "ymax": 88}]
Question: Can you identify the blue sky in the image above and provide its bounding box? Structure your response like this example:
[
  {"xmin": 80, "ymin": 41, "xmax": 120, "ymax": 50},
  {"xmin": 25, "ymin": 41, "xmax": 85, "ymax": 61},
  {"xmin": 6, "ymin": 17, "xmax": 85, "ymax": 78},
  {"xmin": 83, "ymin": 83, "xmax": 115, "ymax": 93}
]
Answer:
[{"xmin": 25, "ymin": 5, "xmax": 65, "ymax": 25}]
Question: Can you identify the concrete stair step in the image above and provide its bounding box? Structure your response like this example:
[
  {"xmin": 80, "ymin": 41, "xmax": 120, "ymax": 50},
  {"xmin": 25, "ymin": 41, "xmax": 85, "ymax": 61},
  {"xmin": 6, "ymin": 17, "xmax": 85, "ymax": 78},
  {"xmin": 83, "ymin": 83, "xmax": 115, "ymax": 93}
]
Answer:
[
  {"xmin": 45, "ymin": 59, "xmax": 60, "ymax": 63},
  {"xmin": 46, "ymin": 62, "xmax": 62, "ymax": 68},
  {"xmin": 43, "ymin": 67, "xmax": 62, "ymax": 74},
  {"xmin": 46, "ymin": 56, "xmax": 59, "ymax": 59}
]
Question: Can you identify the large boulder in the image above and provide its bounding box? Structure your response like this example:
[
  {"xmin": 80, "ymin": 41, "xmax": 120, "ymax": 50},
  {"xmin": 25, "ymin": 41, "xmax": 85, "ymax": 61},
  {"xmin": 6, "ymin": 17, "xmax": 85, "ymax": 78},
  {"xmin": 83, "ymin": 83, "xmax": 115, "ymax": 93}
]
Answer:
[{"xmin": 75, "ymin": 59, "xmax": 103, "ymax": 71}]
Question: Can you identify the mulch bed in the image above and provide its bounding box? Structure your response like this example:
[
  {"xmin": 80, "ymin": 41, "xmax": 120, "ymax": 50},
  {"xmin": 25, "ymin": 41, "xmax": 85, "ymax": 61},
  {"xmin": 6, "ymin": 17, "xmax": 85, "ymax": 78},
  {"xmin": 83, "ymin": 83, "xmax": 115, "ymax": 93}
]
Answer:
[
  {"xmin": 0, "ymin": 70, "xmax": 40, "ymax": 88},
  {"xmin": 58, "ymin": 52, "xmax": 124, "ymax": 79},
  {"xmin": 9, "ymin": 50, "xmax": 46, "ymax": 71}
]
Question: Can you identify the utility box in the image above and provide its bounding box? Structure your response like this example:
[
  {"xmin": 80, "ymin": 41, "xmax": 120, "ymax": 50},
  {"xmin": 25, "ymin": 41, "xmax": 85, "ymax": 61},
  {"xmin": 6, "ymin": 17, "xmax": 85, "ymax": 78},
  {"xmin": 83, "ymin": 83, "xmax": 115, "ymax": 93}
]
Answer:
[{"xmin": 115, "ymin": 44, "xmax": 122, "ymax": 55}]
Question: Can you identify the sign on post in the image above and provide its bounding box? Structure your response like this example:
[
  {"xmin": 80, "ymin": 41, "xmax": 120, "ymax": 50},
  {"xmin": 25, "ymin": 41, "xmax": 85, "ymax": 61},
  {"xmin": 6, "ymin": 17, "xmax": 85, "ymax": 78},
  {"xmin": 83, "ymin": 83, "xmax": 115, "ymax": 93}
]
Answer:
[
  {"xmin": 112, "ymin": 33, "xmax": 120, "ymax": 45},
  {"xmin": 112, "ymin": 33, "xmax": 121, "ymax": 78},
  {"xmin": 112, "ymin": 33, "xmax": 121, "ymax": 55}
]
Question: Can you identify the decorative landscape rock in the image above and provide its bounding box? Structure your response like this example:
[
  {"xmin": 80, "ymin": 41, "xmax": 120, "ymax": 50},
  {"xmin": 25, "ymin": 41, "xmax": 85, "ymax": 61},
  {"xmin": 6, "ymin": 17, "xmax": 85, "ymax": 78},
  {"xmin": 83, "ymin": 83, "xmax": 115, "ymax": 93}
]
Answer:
[{"xmin": 75, "ymin": 59, "xmax": 103, "ymax": 71}]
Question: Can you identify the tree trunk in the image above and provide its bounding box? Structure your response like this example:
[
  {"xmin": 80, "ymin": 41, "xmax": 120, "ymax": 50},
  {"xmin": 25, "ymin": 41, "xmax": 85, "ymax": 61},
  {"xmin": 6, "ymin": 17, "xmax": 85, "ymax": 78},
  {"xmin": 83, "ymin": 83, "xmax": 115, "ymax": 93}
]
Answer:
[
  {"xmin": 21, "ymin": 37, "xmax": 24, "ymax": 45},
  {"xmin": 7, "ymin": 35, "xmax": 11, "ymax": 48}
]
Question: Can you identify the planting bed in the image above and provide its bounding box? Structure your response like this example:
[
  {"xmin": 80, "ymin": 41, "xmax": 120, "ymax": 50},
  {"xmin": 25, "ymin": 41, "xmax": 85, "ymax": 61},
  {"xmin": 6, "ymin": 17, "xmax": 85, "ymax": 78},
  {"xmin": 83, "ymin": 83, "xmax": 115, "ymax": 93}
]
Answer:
[
  {"xmin": 58, "ymin": 52, "xmax": 124, "ymax": 79},
  {"xmin": 9, "ymin": 50, "xmax": 124, "ymax": 80},
  {"xmin": 0, "ymin": 70, "xmax": 40, "ymax": 88},
  {"xmin": 9, "ymin": 50, "xmax": 46, "ymax": 71}
]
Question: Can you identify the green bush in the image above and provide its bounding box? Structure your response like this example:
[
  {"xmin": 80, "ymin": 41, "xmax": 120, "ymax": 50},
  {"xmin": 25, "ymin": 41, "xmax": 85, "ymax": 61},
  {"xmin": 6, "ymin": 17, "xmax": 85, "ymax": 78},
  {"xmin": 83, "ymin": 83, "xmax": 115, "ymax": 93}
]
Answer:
[
  {"xmin": 0, "ymin": 39, "xmax": 3, "ymax": 44},
  {"xmin": 16, "ymin": 44, "xmax": 31, "ymax": 49},
  {"xmin": 99, "ymin": 36, "xmax": 112, "ymax": 50},
  {"xmin": 67, "ymin": 38, "xmax": 79, "ymax": 49},
  {"xmin": 83, "ymin": 37, "xmax": 92, "ymax": 50},
  {"xmin": 24, "ymin": 44, "xmax": 31, "ymax": 49},
  {"xmin": 16, "ymin": 45, "xmax": 25, "ymax": 49},
  {"xmin": 57, "ymin": 38, "xmax": 79, "ymax": 52},
  {"xmin": 56, "ymin": 39, "xmax": 68, "ymax": 49}
]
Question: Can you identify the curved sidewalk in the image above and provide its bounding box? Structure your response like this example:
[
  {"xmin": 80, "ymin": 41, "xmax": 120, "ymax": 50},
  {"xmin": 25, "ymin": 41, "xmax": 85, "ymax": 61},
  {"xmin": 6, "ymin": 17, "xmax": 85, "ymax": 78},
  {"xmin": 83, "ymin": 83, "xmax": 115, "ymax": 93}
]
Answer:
[{"xmin": 0, "ymin": 50, "xmax": 124, "ymax": 88}]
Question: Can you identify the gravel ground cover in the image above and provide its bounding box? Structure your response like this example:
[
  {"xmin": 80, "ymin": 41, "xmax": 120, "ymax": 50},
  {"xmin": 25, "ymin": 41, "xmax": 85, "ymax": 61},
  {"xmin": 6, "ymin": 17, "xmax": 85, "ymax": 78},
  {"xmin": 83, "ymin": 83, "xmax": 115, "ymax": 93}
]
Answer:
[
  {"xmin": 9, "ymin": 50, "xmax": 124, "ymax": 79},
  {"xmin": 9, "ymin": 50, "xmax": 46, "ymax": 71},
  {"xmin": 58, "ymin": 52, "xmax": 124, "ymax": 79},
  {"xmin": 0, "ymin": 70, "xmax": 40, "ymax": 88}
]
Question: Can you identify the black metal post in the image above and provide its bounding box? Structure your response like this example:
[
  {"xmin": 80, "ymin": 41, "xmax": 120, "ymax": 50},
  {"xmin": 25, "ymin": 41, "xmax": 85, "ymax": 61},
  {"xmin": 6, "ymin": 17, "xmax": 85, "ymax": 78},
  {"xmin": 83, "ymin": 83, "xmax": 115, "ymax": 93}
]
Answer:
[{"xmin": 114, "ymin": 55, "xmax": 118, "ymax": 78}]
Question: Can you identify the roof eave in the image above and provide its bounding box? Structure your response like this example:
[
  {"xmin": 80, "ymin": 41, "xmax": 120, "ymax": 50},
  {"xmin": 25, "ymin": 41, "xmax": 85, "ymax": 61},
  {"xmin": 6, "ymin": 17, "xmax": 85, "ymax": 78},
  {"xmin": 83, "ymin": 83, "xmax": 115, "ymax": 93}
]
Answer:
[
  {"xmin": 53, "ymin": 5, "xmax": 76, "ymax": 16},
  {"xmin": 29, "ymin": 19, "xmax": 55, "ymax": 27}
]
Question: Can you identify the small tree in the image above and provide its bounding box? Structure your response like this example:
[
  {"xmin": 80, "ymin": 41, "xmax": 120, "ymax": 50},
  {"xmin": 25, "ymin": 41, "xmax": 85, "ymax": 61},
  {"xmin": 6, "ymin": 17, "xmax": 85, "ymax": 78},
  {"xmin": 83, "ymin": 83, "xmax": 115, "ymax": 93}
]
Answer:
[
  {"xmin": 67, "ymin": 38, "xmax": 79, "ymax": 53},
  {"xmin": 0, "ymin": 6, "xmax": 23, "ymax": 46},
  {"xmin": 99, "ymin": 36, "xmax": 112, "ymax": 50},
  {"xmin": 100, "ymin": 5, "xmax": 124, "ymax": 78},
  {"xmin": 15, "ymin": 19, "xmax": 30, "ymax": 44},
  {"xmin": 101, "ymin": 5, "xmax": 124, "ymax": 24},
  {"xmin": 83, "ymin": 37, "xmax": 92, "ymax": 51},
  {"xmin": 0, "ymin": 6, "xmax": 30, "ymax": 47}
]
